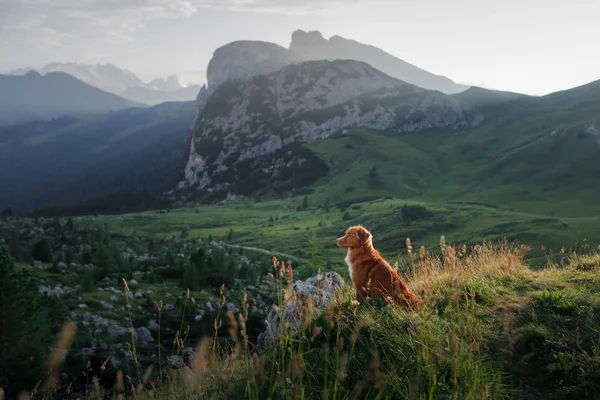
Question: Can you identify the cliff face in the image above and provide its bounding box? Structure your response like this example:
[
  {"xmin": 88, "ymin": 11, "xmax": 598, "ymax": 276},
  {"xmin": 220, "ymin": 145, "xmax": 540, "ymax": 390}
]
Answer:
[
  {"xmin": 289, "ymin": 30, "xmax": 469, "ymax": 95},
  {"xmin": 174, "ymin": 56, "xmax": 482, "ymax": 201},
  {"xmin": 206, "ymin": 41, "xmax": 303, "ymax": 93}
]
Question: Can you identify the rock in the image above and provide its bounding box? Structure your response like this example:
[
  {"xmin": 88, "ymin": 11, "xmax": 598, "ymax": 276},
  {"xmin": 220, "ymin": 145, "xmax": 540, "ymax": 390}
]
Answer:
[
  {"xmin": 257, "ymin": 271, "xmax": 345, "ymax": 348},
  {"xmin": 164, "ymin": 304, "xmax": 175, "ymax": 311},
  {"xmin": 194, "ymin": 310, "xmax": 205, "ymax": 321},
  {"xmin": 99, "ymin": 301, "xmax": 113, "ymax": 310},
  {"xmin": 226, "ymin": 303, "xmax": 239, "ymax": 314},
  {"xmin": 134, "ymin": 292, "xmax": 144, "ymax": 299},
  {"xmin": 78, "ymin": 303, "xmax": 88, "ymax": 309},
  {"xmin": 111, "ymin": 358, "xmax": 122, "ymax": 370},
  {"xmin": 182, "ymin": 347, "xmax": 196, "ymax": 360},
  {"xmin": 110, "ymin": 295, "xmax": 119, "ymax": 303},
  {"xmin": 107, "ymin": 325, "xmax": 127, "ymax": 337},
  {"xmin": 136, "ymin": 327, "xmax": 154, "ymax": 344},
  {"xmin": 129, "ymin": 279, "xmax": 138, "ymax": 285},
  {"xmin": 147, "ymin": 319, "xmax": 159, "ymax": 331},
  {"xmin": 57, "ymin": 261, "xmax": 67, "ymax": 269},
  {"xmin": 205, "ymin": 302, "xmax": 215, "ymax": 312}
]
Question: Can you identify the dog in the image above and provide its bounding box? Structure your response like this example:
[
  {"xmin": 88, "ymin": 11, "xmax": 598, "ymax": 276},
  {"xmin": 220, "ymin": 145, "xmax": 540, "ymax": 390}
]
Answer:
[{"xmin": 336, "ymin": 225, "xmax": 421, "ymax": 311}]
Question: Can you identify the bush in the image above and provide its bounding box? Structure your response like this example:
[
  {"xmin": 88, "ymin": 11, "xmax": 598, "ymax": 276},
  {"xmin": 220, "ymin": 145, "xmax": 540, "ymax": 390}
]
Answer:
[{"xmin": 32, "ymin": 238, "xmax": 52, "ymax": 263}]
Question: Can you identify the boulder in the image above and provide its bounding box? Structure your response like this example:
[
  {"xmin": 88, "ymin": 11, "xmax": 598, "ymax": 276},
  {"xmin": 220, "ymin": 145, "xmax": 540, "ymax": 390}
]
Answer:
[
  {"xmin": 257, "ymin": 271, "xmax": 345, "ymax": 347},
  {"xmin": 136, "ymin": 327, "xmax": 155, "ymax": 344}
]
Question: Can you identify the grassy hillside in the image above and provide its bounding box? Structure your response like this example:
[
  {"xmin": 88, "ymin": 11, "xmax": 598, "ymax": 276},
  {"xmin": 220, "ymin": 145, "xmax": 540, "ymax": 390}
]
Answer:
[{"xmin": 14, "ymin": 240, "xmax": 600, "ymax": 399}]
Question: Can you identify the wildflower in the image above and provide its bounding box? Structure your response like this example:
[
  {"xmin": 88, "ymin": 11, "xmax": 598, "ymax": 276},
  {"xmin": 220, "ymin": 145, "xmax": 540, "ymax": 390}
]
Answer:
[
  {"xmin": 158, "ymin": 300, "xmax": 163, "ymax": 312},
  {"xmin": 122, "ymin": 278, "xmax": 129, "ymax": 292}
]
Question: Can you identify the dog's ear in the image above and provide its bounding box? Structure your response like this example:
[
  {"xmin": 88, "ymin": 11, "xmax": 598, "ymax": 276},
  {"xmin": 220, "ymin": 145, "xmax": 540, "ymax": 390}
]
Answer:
[{"xmin": 358, "ymin": 228, "xmax": 371, "ymax": 244}]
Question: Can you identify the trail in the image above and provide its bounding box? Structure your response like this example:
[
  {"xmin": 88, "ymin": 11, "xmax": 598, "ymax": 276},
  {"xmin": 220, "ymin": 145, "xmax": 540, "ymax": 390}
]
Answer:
[{"xmin": 221, "ymin": 243, "xmax": 307, "ymax": 264}]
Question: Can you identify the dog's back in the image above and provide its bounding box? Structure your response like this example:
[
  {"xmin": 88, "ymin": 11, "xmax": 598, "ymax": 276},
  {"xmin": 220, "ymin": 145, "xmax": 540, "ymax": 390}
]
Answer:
[{"xmin": 364, "ymin": 252, "xmax": 421, "ymax": 311}]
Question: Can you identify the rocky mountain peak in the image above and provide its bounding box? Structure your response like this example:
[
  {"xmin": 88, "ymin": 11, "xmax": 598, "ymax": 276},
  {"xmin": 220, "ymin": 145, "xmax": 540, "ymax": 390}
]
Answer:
[
  {"xmin": 173, "ymin": 57, "xmax": 482, "ymax": 202},
  {"xmin": 289, "ymin": 30, "xmax": 468, "ymax": 94},
  {"xmin": 206, "ymin": 40, "xmax": 303, "ymax": 93}
]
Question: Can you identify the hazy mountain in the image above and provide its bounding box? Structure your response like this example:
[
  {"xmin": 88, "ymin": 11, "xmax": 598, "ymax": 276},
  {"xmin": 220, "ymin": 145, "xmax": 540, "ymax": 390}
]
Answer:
[
  {"xmin": 0, "ymin": 71, "xmax": 141, "ymax": 125},
  {"xmin": 289, "ymin": 30, "xmax": 469, "ymax": 94},
  {"xmin": 8, "ymin": 62, "xmax": 146, "ymax": 95},
  {"xmin": 0, "ymin": 101, "xmax": 196, "ymax": 212},
  {"xmin": 121, "ymin": 84, "xmax": 202, "ymax": 106},
  {"xmin": 147, "ymin": 75, "xmax": 183, "ymax": 91},
  {"xmin": 176, "ymin": 69, "xmax": 207, "ymax": 87},
  {"xmin": 206, "ymin": 40, "xmax": 303, "ymax": 93}
]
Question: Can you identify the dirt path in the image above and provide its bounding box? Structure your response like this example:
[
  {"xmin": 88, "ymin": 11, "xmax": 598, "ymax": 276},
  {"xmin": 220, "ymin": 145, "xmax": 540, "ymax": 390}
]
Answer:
[{"xmin": 221, "ymin": 243, "xmax": 307, "ymax": 264}]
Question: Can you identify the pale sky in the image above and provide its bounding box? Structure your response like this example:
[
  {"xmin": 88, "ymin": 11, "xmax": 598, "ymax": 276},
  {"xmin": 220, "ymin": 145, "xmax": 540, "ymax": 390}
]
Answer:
[{"xmin": 1, "ymin": 0, "xmax": 599, "ymax": 95}]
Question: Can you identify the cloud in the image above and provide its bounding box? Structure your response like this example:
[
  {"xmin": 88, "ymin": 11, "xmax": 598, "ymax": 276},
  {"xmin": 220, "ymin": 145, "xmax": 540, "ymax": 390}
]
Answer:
[{"xmin": 0, "ymin": 0, "xmax": 366, "ymax": 69}]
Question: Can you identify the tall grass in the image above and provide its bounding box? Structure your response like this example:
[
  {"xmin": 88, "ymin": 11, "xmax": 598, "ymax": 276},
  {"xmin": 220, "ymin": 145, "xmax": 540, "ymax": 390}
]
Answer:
[{"xmin": 18, "ymin": 238, "xmax": 600, "ymax": 399}]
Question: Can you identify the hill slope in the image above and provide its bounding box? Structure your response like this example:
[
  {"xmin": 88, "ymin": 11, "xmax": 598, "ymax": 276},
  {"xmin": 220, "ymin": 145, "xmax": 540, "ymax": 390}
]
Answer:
[
  {"xmin": 0, "ymin": 101, "xmax": 196, "ymax": 212},
  {"xmin": 0, "ymin": 72, "xmax": 141, "ymax": 125},
  {"xmin": 289, "ymin": 30, "xmax": 469, "ymax": 94}
]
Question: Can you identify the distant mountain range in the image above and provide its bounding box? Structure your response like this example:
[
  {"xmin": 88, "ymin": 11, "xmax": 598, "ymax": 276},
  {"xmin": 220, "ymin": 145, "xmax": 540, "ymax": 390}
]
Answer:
[
  {"xmin": 8, "ymin": 63, "xmax": 146, "ymax": 94},
  {"xmin": 8, "ymin": 62, "xmax": 206, "ymax": 106},
  {"xmin": 289, "ymin": 30, "xmax": 469, "ymax": 95},
  {"xmin": 0, "ymin": 71, "xmax": 140, "ymax": 125}
]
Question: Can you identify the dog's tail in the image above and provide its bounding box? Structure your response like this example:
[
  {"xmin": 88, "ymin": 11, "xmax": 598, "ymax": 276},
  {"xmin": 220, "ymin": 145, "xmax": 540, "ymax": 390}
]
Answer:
[{"xmin": 393, "ymin": 280, "xmax": 422, "ymax": 312}]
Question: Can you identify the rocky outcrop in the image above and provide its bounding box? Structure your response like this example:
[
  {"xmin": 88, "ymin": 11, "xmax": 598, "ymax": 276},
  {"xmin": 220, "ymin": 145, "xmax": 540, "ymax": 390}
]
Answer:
[
  {"xmin": 257, "ymin": 272, "xmax": 345, "ymax": 347},
  {"xmin": 289, "ymin": 30, "xmax": 469, "ymax": 94},
  {"xmin": 176, "ymin": 58, "xmax": 482, "ymax": 198},
  {"xmin": 206, "ymin": 41, "xmax": 302, "ymax": 94}
]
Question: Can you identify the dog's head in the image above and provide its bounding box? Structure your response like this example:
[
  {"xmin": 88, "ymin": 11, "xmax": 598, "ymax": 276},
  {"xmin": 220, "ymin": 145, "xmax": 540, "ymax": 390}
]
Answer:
[{"xmin": 336, "ymin": 225, "xmax": 372, "ymax": 248}]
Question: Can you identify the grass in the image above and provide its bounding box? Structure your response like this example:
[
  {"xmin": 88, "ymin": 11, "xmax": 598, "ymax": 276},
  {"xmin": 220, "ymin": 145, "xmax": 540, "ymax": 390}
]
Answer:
[
  {"xmin": 92, "ymin": 195, "xmax": 600, "ymax": 267},
  {"xmin": 23, "ymin": 240, "xmax": 600, "ymax": 400}
]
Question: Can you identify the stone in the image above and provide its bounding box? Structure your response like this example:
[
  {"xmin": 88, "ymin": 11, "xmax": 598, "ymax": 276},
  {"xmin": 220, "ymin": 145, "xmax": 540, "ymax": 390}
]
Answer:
[
  {"xmin": 226, "ymin": 303, "xmax": 239, "ymax": 314},
  {"xmin": 147, "ymin": 319, "xmax": 159, "ymax": 331},
  {"xmin": 136, "ymin": 327, "xmax": 155, "ymax": 344},
  {"xmin": 107, "ymin": 325, "xmax": 127, "ymax": 337},
  {"xmin": 134, "ymin": 292, "xmax": 144, "ymax": 299},
  {"xmin": 78, "ymin": 303, "xmax": 88, "ymax": 309},
  {"xmin": 194, "ymin": 310, "xmax": 205, "ymax": 321},
  {"xmin": 257, "ymin": 271, "xmax": 345, "ymax": 348}
]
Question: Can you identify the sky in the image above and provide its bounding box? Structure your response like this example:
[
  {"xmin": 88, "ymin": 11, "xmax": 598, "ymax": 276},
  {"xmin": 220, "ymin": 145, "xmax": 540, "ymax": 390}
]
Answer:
[{"xmin": 0, "ymin": 0, "xmax": 599, "ymax": 95}]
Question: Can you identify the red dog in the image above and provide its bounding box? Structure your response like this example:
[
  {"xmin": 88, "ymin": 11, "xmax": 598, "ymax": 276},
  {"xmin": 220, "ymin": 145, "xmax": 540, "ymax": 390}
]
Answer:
[{"xmin": 336, "ymin": 225, "xmax": 421, "ymax": 311}]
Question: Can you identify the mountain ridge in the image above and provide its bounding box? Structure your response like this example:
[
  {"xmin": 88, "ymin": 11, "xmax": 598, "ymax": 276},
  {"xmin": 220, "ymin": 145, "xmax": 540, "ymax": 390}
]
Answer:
[
  {"xmin": 0, "ymin": 71, "xmax": 142, "ymax": 125},
  {"xmin": 289, "ymin": 29, "xmax": 469, "ymax": 94}
]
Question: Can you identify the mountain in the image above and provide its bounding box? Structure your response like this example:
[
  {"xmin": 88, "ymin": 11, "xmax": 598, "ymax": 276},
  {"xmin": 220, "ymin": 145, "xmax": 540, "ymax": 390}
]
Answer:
[
  {"xmin": 206, "ymin": 40, "xmax": 303, "ymax": 93},
  {"xmin": 8, "ymin": 63, "xmax": 204, "ymax": 105},
  {"xmin": 147, "ymin": 75, "xmax": 184, "ymax": 91},
  {"xmin": 0, "ymin": 71, "xmax": 141, "ymax": 125},
  {"xmin": 173, "ymin": 52, "xmax": 482, "ymax": 202},
  {"xmin": 121, "ymin": 84, "xmax": 202, "ymax": 106},
  {"xmin": 0, "ymin": 101, "xmax": 196, "ymax": 212},
  {"xmin": 8, "ymin": 62, "xmax": 146, "ymax": 94},
  {"xmin": 289, "ymin": 30, "xmax": 469, "ymax": 94},
  {"xmin": 176, "ymin": 69, "xmax": 207, "ymax": 87}
]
